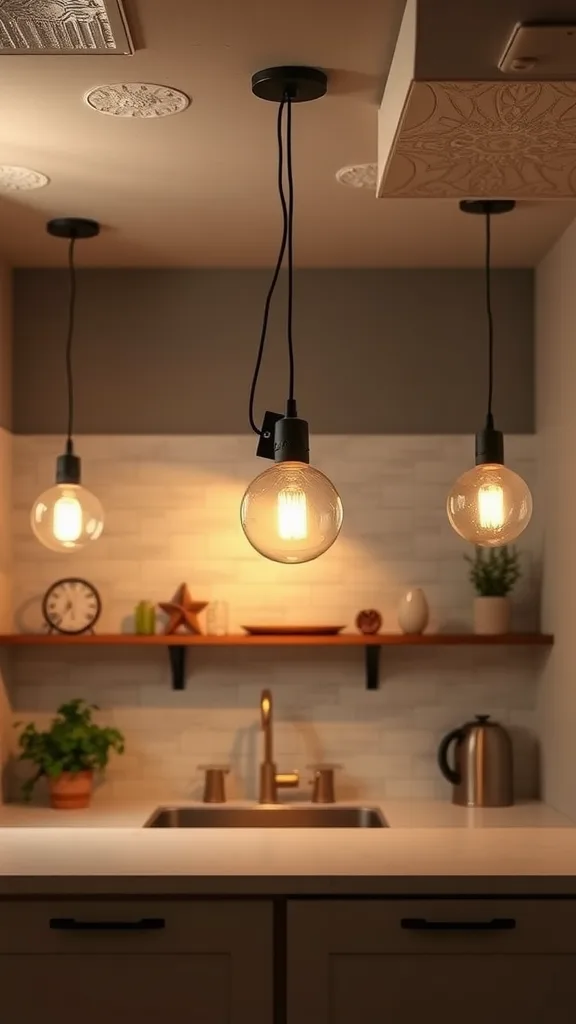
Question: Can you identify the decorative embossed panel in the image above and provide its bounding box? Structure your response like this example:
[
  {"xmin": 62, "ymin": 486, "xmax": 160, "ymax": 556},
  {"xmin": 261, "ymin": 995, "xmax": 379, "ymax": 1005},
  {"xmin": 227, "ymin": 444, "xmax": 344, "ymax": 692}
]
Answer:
[
  {"xmin": 379, "ymin": 81, "xmax": 576, "ymax": 198},
  {"xmin": 0, "ymin": 0, "xmax": 133, "ymax": 54}
]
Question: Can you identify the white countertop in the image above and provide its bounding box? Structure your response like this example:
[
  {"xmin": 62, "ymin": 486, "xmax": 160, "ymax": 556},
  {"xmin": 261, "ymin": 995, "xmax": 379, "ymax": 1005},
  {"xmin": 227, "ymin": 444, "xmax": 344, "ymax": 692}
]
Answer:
[
  {"xmin": 0, "ymin": 797, "xmax": 569, "ymax": 830},
  {"xmin": 0, "ymin": 799, "xmax": 576, "ymax": 896}
]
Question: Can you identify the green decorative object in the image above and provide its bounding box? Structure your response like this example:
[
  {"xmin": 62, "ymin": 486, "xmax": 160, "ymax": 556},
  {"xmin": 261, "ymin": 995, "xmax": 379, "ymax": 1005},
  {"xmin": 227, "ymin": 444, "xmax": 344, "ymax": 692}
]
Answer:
[
  {"xmin": 465, "ymin": 545, "xmax": 521, "ymax": 597},
  {"xmin": 15, "ymin": 699, "xmax": 125, "ymax": 804},
  {"xmin": 135, "ymin": 599, "xmax": 156, "ymax": 635},
  {"xmin": 466, "ymin": 546, "xmax": 522, "ymax": 635}
]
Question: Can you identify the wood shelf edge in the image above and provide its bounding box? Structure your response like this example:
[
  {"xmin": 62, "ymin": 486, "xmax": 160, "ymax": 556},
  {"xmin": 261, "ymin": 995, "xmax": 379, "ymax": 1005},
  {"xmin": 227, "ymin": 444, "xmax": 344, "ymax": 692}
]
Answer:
[{"xmin": 0, "ymin": 632, "xmax": 554, "ymax": 646}]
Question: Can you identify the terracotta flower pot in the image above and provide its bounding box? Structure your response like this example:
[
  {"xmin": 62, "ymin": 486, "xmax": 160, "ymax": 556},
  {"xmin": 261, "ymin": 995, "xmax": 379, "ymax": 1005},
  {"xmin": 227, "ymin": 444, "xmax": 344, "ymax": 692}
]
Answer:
[
  {"xmin": 474, "ymin": 596, "xmax": 511, "ymax": 636},
  {"xmin": 49, "ymin": 770, "xmax": 93, "ymax": 810}
]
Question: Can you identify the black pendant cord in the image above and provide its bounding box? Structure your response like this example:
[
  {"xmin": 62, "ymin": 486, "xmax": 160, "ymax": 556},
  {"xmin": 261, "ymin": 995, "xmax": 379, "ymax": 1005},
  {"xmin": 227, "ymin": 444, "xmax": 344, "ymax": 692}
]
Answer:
[
  {"xmin": 484, "ymin": 209, "xmax": 494, "ymax": 429},
  {"xmin": 65, "ymin": 236, "xmax": 77, "ymax": 456},
  {"xmin": 286, "ymin": 95, "xmax": 296, "ymax": 414},
  {"xmin": 248, "ymin": 100, "xmax": 289, "ymax": 435},
  {"xmin": 248, "ymin": 66, "xmax": 327, "ymax": 465},
  {"xmin": 46, "ymin": 215, "xmax": 100, "ymax": 487},
  {"xmin": 459, "ymin": 197, "xmax": 513, "ymax": 468}
]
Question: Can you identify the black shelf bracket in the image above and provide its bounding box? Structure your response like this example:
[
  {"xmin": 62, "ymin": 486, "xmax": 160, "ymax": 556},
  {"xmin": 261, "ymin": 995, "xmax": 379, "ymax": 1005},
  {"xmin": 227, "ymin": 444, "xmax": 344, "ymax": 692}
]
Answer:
[
  {"xmin": 365, "ymin": 646, "xmax": 380, "ymax": 690},
  {"xmin": 168, "ymin": 644, "xmax": 380, "ymax": 690},
  {"xmin": 168, "ymin": 646, "xmax": 187, "ymax": 690}
]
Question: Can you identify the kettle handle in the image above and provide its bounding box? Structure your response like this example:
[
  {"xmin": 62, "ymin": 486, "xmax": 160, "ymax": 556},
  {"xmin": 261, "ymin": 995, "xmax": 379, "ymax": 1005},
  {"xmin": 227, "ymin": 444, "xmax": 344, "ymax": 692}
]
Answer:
[{"xmin": 437, "ymin": 728, "xmax": 464, "ymax": 785}]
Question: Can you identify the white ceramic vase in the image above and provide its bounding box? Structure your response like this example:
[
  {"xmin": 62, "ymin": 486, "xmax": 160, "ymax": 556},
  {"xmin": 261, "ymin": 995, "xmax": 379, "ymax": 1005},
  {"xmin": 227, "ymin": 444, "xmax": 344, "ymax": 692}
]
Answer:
[
  {"xmin": 474, "ymin": 596, "xmax": 511, "ymax": 635},
  {"xmin": 397, "ymin": 588, "xmax": 429, "ymax": 634}
]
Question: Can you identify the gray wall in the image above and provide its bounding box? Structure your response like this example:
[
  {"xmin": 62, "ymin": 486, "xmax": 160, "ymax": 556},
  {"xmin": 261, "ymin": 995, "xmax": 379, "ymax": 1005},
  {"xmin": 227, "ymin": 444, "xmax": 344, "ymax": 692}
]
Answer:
[{"xmin": 13, "ymin": 269, "xmax": 534, "ymax": 435}]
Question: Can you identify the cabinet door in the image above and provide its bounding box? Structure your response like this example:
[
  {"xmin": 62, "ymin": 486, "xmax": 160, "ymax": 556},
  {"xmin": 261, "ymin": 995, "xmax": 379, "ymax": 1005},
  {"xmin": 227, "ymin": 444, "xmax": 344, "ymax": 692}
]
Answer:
[
  {"xmin": 0, "ymin": 899, "xmax": 272, "ymax": 1024},
  {"xmin": 288, "ymin": 899, "xmax": 576, "ymax": 1024}
]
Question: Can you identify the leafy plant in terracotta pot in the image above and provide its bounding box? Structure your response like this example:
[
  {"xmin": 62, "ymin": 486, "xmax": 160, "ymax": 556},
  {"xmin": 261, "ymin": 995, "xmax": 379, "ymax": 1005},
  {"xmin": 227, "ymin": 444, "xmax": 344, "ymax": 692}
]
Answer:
[
  {"xmin": 15, "ymin": 699, "xmax": 125, "ymax": 809},
  {"xmin": 465, "ymin": 545, "xmax": 521, "ymax": 635}
]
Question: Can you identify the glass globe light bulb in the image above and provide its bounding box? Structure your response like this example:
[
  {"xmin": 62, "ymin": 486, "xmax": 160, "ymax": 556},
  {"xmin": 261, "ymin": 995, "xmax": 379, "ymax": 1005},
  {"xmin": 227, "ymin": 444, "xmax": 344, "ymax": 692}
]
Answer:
[
  {"xmin": 240, "ymin": 462, "xmax": 343, "ymax": 563},
  {"xmin": 31, "ymin": 483, "xmax": 104, "ymax": 552},
  {"xmin": 447, "ymin": 463, "xmax": 532, "ymax": 546}
]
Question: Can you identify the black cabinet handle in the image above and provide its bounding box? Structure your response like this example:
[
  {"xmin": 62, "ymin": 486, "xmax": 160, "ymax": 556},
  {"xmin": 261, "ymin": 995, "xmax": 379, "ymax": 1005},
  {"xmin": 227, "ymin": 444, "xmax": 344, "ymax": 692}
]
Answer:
[
  {"xmin": 49, "ymin": 917, "xmax": 165, "ymax": 932},
  {"xmin": 401, "ymin": 917, "xmax": 516, "ymax": 932}
]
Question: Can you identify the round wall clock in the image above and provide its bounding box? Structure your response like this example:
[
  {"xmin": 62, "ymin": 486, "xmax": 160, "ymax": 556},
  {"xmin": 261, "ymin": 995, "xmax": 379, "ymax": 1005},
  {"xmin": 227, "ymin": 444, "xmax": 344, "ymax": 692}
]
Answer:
[{"xmin": 42, "ymin": 578, "xmax": 102, "ymax": 635}]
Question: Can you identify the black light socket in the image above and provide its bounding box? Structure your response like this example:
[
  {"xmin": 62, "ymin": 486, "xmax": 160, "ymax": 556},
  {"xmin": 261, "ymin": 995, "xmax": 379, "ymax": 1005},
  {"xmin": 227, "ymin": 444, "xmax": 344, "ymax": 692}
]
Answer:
[
  {"xmin": 56, "ymin": 452, "xmax": 81, "ymax": 485},
  {"xmin": 274, "ymin": 416, "xmax": 310, "ymax": 464},
  {"xmin": 475, "ymin": 418, "xmax": 504, "ymax": 466}
]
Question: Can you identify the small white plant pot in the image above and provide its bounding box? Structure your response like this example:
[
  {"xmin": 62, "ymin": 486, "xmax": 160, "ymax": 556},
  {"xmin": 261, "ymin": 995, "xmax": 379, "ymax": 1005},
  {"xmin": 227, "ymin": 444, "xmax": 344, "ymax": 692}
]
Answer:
[
  {"xmin": 474, "ymin": 596, "xmax": 511, "ymax": 635},
  {"xmin": 398, "ymin": 588, "xmax": 429, "ymax": 634}
]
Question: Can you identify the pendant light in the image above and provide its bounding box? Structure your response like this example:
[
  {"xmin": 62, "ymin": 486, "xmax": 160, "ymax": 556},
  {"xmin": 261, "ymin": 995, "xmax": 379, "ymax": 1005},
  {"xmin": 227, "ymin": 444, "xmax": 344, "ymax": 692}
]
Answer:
[
  {"xmin": 31, "ymin": 218, "xmax": 104, "ymax": 552},
  {"xmin": 447, "ymin": 200, "xmax": 532, "ymax": 546},
  {"xmin": 240, "ymin": 66, "xmax": 343, "ymax": 564}
]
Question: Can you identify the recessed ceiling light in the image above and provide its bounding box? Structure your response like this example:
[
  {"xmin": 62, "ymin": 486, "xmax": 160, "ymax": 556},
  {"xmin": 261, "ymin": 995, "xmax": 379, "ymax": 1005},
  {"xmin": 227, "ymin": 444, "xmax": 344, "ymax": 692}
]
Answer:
[
  {"xmin": 0, "ymin": 166, "xmax": 49, "ymax": 191},
  {"xmin": 336, "ymin": 163, "xmax": 377, "ymax": 189},
  {"xmin": 85, "ymin": 83, "xmax": 191, "ymax": 119}
]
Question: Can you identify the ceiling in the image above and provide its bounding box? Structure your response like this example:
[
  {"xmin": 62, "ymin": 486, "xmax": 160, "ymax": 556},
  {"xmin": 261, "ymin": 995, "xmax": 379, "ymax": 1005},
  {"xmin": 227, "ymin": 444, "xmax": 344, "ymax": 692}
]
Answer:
[{"xmin": 0, "ymin": 0, "xmax": 574, "ymax": 268}]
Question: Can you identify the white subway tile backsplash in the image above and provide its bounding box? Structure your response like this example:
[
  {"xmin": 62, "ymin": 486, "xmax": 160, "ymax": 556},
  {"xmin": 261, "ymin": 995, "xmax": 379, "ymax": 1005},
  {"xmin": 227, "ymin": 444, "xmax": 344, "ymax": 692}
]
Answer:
[
  {"xmin": 385, "ymin": 779, "xmax": 441, "ymax": 801},
  {"xmin": 6, "ymin": 433, "xmax": 542, "ymax": 802}
]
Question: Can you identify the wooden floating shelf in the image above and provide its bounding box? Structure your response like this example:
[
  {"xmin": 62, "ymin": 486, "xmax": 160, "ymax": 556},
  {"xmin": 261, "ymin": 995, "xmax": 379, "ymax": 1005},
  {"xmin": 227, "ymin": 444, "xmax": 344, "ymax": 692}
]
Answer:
[
  {"xmin": 0, "ymin": 633, "xmax": 554, "ymax": 647},
  {"xmin": 0, "ymin": 633, "xmax": 554, "ymax": 691}
]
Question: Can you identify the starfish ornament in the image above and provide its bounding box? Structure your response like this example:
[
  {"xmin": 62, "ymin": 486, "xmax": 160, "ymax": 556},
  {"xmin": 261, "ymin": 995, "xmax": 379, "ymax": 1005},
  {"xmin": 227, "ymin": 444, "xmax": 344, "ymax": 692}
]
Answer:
[{"xmin": 158, "ymin": 583, "xmax": 207, "ymax": 635}]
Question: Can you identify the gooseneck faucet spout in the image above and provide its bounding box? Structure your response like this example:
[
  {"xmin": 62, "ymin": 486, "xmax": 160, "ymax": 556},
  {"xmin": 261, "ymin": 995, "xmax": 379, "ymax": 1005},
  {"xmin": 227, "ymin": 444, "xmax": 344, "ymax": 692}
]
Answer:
[
  {"xmin": 258, "ymin": 688, "xmax": 299, "ymax": 804},
  {"xmin": 261, "ymin": 688, "xmax": 273, "ymax": 765}
]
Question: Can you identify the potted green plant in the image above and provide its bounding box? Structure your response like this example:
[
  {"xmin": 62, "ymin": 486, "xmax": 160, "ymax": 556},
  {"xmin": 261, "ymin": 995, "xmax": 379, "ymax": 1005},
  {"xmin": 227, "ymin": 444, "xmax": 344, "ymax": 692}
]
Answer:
[
  {"xmin": 465, "ymin": 546, "xmax": 521, "ymax": 635},
  {"xmin": 15, "ymin": 699, "xmax": 125, "ymax": 809}
]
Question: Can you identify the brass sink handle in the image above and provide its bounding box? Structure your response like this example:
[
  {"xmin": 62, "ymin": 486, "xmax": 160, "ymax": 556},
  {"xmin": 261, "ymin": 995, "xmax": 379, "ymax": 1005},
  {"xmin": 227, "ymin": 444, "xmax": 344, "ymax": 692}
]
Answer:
[
  {"xmin": 198, "ymin": 764, "xmax": 230, "ymax": 804},
  {"xmin": 307, "ymin": 764, "xmax": 343, "ymax": 804}
]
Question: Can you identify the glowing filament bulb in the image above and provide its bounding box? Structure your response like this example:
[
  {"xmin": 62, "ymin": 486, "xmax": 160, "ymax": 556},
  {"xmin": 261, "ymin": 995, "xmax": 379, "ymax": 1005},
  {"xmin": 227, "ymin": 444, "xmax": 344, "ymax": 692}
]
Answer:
[
  {"xmin": 53, "ymin": 495, "xmax": 83, "ymax": 543},
  {"xmin": 277, "ymin": 488, "xmax": 308, "ymax": 540},
  {"xmin": 478, "ymin": 485, "xmax": 505, "ymax": 530}
]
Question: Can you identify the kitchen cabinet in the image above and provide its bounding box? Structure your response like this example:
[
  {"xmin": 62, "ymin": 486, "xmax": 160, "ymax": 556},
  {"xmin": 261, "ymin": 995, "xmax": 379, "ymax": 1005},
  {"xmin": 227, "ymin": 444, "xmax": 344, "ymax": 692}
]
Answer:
[
  {"xmin": 0, "ymin": 899, "xmax": 272, "ymax": 1024},
  {"xmin": 287, "ymin": 899, "xmax": 576, "ymax": 1024},
  {"xmin": 5, "ymin": 892, "xmax": 576, "ymax": 1024}
]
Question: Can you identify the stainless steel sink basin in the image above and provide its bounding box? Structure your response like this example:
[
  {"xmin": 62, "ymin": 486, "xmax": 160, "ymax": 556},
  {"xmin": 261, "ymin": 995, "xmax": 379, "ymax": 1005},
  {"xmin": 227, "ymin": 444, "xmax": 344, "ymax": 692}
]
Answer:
[{"xmin": 144, "ymin": 806, "xmax": 387, "ymax": 828}]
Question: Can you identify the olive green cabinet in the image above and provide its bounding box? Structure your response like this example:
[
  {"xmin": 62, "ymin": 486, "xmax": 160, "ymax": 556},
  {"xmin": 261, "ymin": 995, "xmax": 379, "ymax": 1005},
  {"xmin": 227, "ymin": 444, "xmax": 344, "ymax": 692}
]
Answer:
[
  {"xmin": 287, "ymin": 899, "xmax": 576, "ymax": 1024},
  {"xmin": 5, "ymin": 893, "xmax": 576, "ymax": 1024},
  {"xmin": 0, "ymin": 899, "xmax": 273, "ymax": 1024}
]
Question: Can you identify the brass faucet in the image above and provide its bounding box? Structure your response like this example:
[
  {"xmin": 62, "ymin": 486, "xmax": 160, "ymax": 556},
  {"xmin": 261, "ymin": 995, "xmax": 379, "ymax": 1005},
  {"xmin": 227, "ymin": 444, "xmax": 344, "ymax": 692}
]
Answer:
[{"xmin": 259, "ymin": 689, "xmax": 299, "ymax": 803}]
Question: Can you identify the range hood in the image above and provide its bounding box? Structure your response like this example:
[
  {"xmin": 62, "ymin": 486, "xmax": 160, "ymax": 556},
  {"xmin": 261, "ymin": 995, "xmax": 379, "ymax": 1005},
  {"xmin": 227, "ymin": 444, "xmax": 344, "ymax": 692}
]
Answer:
[{"xmin": 378, "ymin": 2, "xmax": 576, "ymax": 199}]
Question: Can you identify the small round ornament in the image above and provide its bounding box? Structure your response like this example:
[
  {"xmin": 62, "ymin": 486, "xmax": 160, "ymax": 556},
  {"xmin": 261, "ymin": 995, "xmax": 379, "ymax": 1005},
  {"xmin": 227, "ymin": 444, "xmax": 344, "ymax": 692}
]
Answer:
[{"xmin": 355, "ymin": 609, "xmax": 383, "ymax": 635}]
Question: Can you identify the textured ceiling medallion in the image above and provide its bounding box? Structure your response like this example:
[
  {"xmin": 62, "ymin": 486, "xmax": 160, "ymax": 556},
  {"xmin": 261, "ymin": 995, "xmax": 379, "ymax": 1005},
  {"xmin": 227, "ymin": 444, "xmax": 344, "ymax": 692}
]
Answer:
[
  {"xmin": 85, "ymin": 82, "xmax": 191, "ymax": 118},
  {"xmin": 335, "ymin": 163, "xmax": 377, "ymax": 189},
  {"xmin": 0, "ymin": 165, "xmax": 49, "ymax": 190},
  {"xmin": 0, "ymin": 1, "xmax": 133, "ymax": 55}
]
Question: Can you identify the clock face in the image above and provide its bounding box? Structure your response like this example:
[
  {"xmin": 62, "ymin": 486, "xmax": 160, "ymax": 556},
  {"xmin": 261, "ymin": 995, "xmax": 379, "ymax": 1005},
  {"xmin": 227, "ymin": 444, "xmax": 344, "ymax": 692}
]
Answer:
[{"xmin": 42, "ymin": 578, "xmax": 101, "ymax": 635}]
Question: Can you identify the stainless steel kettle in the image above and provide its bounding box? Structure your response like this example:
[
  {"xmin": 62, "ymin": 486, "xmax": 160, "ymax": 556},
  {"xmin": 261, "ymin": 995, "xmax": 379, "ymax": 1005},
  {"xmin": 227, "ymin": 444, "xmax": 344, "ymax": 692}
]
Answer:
[{"xmin": 438, "ymin": 715, "xmax": 513, "ymax": 807}]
